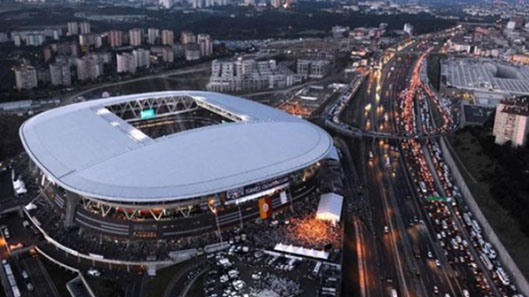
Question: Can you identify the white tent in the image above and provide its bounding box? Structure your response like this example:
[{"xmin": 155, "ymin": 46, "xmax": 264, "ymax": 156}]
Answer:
[
  {"xmin": 13, "ymin": 179, "xmax": 27, "ymax": 196},
  {"xmin": 274, "ymin": 243, "xmax": 329, "ymax": 260},
  {"xmin": 316, "ymin": 193, "xmax": 343, "ymax": 223}
]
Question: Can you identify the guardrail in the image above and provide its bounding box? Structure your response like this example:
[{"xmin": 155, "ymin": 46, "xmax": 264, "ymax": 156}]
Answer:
[
  {"xmin": 439, "ymin": 137, "xmax": 529, "ymax": 297},
  {"xmin": 34, "ymin": 246, "xmax": 97, "ymax": 297},
  {"xmin": 23, "ymin": 208, "xmax": 194, "ymax": 269}
]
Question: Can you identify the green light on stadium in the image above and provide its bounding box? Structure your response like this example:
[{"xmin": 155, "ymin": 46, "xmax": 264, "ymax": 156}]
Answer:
[{"xmin": 141, "ymin": 109, "xmax": 155, "ymax": 119}]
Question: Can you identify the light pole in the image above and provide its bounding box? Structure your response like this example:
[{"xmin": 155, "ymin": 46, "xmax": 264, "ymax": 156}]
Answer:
[{"xmin": 209, "ymin": 198, "xmax": 223, "ymax": 243}]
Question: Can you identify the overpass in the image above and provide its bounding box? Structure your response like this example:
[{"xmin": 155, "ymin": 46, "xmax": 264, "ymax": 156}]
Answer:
[{"xmin": 324, "ymin": 119, "xmax": 448, "ymax": 141}]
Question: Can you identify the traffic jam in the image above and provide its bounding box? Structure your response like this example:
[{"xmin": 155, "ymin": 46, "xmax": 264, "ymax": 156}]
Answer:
[{"xmin": 396, "ymin": 50, "xmax": 523, "ymax": 297}]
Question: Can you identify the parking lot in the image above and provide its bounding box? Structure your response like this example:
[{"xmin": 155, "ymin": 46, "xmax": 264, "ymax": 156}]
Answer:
[{"xmin": 200, "ymin": 242, "xmax": 341, "ymax": 297}]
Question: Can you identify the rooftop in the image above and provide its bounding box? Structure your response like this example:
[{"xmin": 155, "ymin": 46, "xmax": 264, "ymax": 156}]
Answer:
[
  {"xmin": 500, "ymin": 96, "xmax": 529, "ymax": 116},
  {"xmin": 442, "ymin": 58, "xmax": 529, "ymax": 95},
  {"xmin": 20, "ymin": 91, "xmax": 333, "ymax": 204}
]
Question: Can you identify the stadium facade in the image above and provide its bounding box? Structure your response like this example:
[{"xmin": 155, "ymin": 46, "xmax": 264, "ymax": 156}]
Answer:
[{"xmin": 20, "ymin": 91, "xmax": 334, "ymax": 240}]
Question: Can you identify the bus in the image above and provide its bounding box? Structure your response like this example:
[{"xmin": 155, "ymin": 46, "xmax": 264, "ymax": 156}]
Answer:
[
  {"xmin": 471, "ymin": 220, "xmax": 481, "ymax": 234},
  {"xmin": 11, "ymin": 286, "xmax": 21, "ymax": 297},
  {"xmin": 463, "ymin": 213, "xmax": 472, "ymax": 227},
  {"xmin": 312, "ymin": 261, "xmax": 322, "ymax": 277},
  {"xmin": 496, "ymin": 267, "xmax": 510, "ymax": 286},
  {"xmin": 480, "ymin": 252, "xmax": 493, "ymax": 271},
  {"xmin": 3, "ymin": 263, "xmax": 13, "ymax": 276}
]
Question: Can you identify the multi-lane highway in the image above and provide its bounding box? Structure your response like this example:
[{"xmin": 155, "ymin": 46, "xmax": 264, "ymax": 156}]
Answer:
[{"xmin": 333, "ymin": 27, "xmax": 524, "ymax": 297}]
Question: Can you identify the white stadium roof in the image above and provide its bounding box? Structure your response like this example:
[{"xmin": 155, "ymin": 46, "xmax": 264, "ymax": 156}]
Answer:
[{"xmin": 20, "ymin": 91, "xmax": 333, "ymax": 203}]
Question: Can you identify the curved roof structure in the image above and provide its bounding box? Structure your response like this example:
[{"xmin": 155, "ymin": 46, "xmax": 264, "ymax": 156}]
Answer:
[{"xmin": 20, "ymin": 91, "xmax": 333, "ymax": 203}]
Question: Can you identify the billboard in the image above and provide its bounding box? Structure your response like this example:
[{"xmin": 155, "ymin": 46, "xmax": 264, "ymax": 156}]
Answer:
[
  {"xmin": 226, "ymin": 176, "xmax": 289, "ymax": 202},
  {"xmin": 259, "ymin": 197, "xmax": 272, "ymax": 219},
  {"xmin": 140, "ymin": 108, "xmax": 155, "ymax": 119}
]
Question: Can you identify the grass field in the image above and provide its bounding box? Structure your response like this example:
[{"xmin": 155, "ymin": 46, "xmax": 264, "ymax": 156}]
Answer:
[{"xmin": 449, "ymin": 130, "xmax": 529, "ymax": 280}]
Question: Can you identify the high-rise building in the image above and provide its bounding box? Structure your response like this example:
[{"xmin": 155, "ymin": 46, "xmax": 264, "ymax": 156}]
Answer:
[
  {"xmin": 197, "ymin": 33, "xmax": 213, "ymax": 57},
  {"xmin": 75, "ymin": 57, "xmax": 103, "ymax": 81},
  {"xmin": 180, "ymin": 31, "xmax": 196, "ymax": 44},
  {"xmin": 109, "ymin": 30, "xmax": 123, "ymax": 48},
  {"xmin": 54, "ymin": 41, "xmax": 79, "ymax": 57},
  {"xmin": 191, "ymin": 0, "xmax": 203, "ymax": 8},
  {"xmin": 161, "ymin": 30, "xmax": 174, "ymax": 45},
  {"xmin": 37, "ymin": 67, "xmax": 51, "ymax": 84},
  {"xmin": 296, "ymin": 59, "xmax": 310, "ymax": 78},
  {"xmin": 14, "ymin": 66, "xmax": 38, "ymax": 91},
  {"xmin": 493, "ymin": 97, "xmax": 529, "ymax": 147},
  {"xmin": 129, "ymin": 28, "xmax": 143, "ymax": 46},
  {"xmin": 79, "ymin": 22, "xmax": 91, "ymax": 34},
  {"xmin": 87, "ymin": 52, "xmax": 112, "ymax": 65},
  {"xmin": 184, "ymin": 43, "xmax": 200, "ymax": 61},
  {"xmin": 296, "ymin": 59, "xmax": 331, "ymax": 79},
  {"xmin": 13, "ymin": 34, "xmax": 21, "ymax": 47},
  {"xmin": 79, "ymin": 34, "xmax": 99, "ymax": 47},
  {"xmin": 192, "ymin": 0, "xmax": 227, "ymax": 7},
  {"xmin": 207, "ymin": 57, "xmax": 299, "ymax": 92},
  {"xmin": 117, "ymin": 53, "xmax": 137, "ymax": 74},
  {"xmin": 26, "ymin": 34, "xmax": 45, "ymax": 46},
  {"xmin": 49, "ymin": 62, "xmax": 71, "ymax": 86},
  {"xmin": 67, "ymin": 22, "xmax": 79, "ymax": 36},
  {"xmin": 147, "ymin": 28, "xmax": 160, "ymax": 45},
  {"xmin": 162, "ymin": 46, "xmax": 174, "ymax": 63},
  {"xmin": 133, "ymin": 49, "xmax": 151, "ymax": 68}
]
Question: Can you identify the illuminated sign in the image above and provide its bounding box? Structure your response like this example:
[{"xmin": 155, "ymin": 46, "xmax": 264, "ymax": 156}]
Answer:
[
  {"xmin": 140, "ymin": 109, "xmax": 155, "ymax": 119},
  {"xmin": 226, "ymin": 176, "xmax": 289, "ymax": 201}
]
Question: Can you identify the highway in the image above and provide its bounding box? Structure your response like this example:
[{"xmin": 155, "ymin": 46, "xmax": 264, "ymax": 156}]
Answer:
[{"xmin": 331, "ymin": 27, "xmax": 523, "ymax": 297}]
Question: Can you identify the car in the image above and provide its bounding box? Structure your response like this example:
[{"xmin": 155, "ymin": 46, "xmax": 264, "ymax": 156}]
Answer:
[
  {"xmin": 26, "ymin": 283, "xmax": 34, "ymax": 291},
  {"xmin": 220, "ymin": 274, "xmax": 229, "ymax": 283},
  {"xmin": 427, "ymin": 251, "xmax": 433, "ymax": 258},
  {"xmin": 232, "ymin": 280, "xmax": 245, "ymax": 291},
  {"xmin": 228, "ymin": 269, "xmax": 239, "ymax": 279},
  {"xmin": 462, "ymin": 289, "xmax": 470, "ymax": 297},
  {"xmin": 433, "ymin": 285, "xmax": 439, "ymax": 294},
  {"xmin": 22, "ymin": 221, "xmax": 30, "ymax": 228},
  {"xmin": 22, "ymin": 270, "xmax": 29, "ymax": 279},
  {"xmin": 87, "ymin": 268, "xmax": 101, "ymax": 277},
  {"xmin": 251, "ymin": 272, "xmax": 261, "ymax": 280},
  {"xmin": 435, "ymin": 259, "xmax": 441, "ymax": 267},
  {"xmin": 384, "ymin": 226, "xmax": 389, "ymax": 233}
]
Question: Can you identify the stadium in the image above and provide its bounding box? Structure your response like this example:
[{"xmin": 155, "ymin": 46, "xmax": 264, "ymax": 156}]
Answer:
[{"xmin": 20, "ymin": 91, "xmax": 334, "ymax": 241}]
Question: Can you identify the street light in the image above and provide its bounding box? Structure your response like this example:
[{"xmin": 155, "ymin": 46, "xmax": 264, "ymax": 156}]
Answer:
[{"xmin": 208, "ymin": 198, "xmax": 223, "ymax": 244}]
